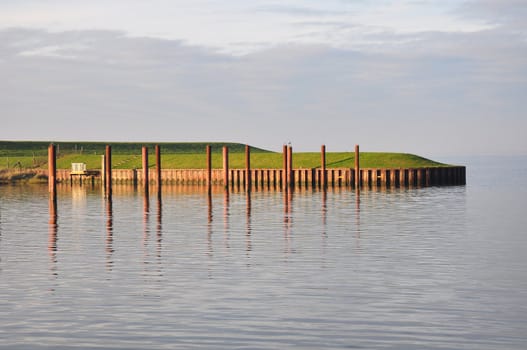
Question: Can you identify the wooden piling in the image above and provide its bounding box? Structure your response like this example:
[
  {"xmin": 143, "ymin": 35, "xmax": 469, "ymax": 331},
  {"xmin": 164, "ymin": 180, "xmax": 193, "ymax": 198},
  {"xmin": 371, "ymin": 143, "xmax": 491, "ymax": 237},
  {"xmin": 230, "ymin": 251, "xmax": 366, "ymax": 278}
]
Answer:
[
  {"xmin": 287, "ymin": 145, "xmax": 293, "ymax": 188},
  {"xmin": 245, "ymin": 144, "xmax": 251, "ymax": 192},
  {"xmin": 155, "ymin": 145, "xmax": 161, "ymax": 186},
  {"xmin": 105, "ymin": 145, "xmax": 112, "ymax": 196},
  {"xmin": 48, "ymin": 144, "xmax": 56, "ymax": 194},
  {"xmin": 282, "ymin": 145, "xmax": 288, "ymax": 190},
  {"xmin": 321, "ymin": 144, "xmax": 326, "ymax": 188},
  {"xmin": 142, "ymin": 146, "xmax": 149, "ymax": 189},
  {"xmin": 223, "ymin": 146, "xmax": 229, "ymax": 189},
  {"xmin": 206, "ymin": 145, "xmax": 212, "ymax": 190},
  {"xmin": 355, "ymin": 145, "xmax": 360, "ymax": 188}
]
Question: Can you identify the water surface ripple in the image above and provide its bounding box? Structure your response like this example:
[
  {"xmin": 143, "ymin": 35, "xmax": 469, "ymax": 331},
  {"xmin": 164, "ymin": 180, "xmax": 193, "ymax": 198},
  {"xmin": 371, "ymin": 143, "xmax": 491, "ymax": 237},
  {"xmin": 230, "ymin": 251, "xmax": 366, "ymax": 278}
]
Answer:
[{"xmin": 1, "ymin": 157, "xmax": 526, "ymax": 349}]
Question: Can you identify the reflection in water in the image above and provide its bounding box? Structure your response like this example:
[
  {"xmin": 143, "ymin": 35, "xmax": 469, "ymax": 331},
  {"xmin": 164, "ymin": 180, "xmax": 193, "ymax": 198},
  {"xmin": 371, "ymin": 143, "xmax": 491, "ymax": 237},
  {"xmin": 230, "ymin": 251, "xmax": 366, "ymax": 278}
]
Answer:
[
  {"xmin": 207, "ymin": 190, "xmax": 213, "ymax": 258},
  {"xmin": 105, "ymin": 197, "xmax": 113, "ymax": 271},
  {"xmin": 223, "ymin": 189, "xmax": 230, "ymax": 249},
  {"xmin": 5, "ymin": 179, "xmax": 526, "ymax": 350},
  {"xmin": 355, "ymin": 188, "xmax": 361, "ymax": 250},
  {"xmin": 143, "ymin": 190, "xmax": 150, "ymax": 263},
  {"xmin": 71, "ymin": 185, "xmax": 87, "ymax": 209},
  {"xmin": 321, "ymin": 189, "xmax": 328, "ymax": 261},
  {"xmin": 283, "ymin": 189, "xmax": 292, "ymax": 255},
  {"xmin": 246, "ymin": 191, "xmax": 252, "ymax": 257},
  {"xmin": 157, "ymin": 180, "xmax": 162, "ymax": 204},
  {"xmin": 321, "ymin": 189, "xmax": 327, "ymax": 231},
  {"xmin": 48, "ymin": 193, "xmax": 58, "ymax": 275},
  {"xmin": 156, "ymin": 194, "xmax": 162, "ymax": 260}
]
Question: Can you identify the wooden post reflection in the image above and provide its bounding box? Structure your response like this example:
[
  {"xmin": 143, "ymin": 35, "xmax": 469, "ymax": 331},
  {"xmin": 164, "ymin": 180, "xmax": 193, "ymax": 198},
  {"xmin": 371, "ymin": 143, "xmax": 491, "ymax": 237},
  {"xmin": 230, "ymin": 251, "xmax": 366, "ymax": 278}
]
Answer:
[
  {"xmin": 284, "ymin": 187, "xmax": 293, "ymax": 225},
  {"xmin": 156, "ymin": 194, "xmax": 162, "ymax": 259},
  {"xmin": 246, "ymin": 191, "xmax": 252, "ymax": 255},
  {"xmin": 207, "ymin": 190, "xmax": 213, "ymax": 258},
  {"xmin": 143, "ymin": 189, "xmax": 150, "ymax": 258},
  {"xmin": 321, "ymin": 188, "xmax": 328, "ymax": 257},
  {"xmin": 283, "ymin": 187, "xmax": 293, "ymax": 254},
  {"xmin": 355, "ymin": 187, "xmax": 361, "ymax": 248},
  {"xmin": 208, "ymin": 189, "xmax": 213, "ymax": 225},
  {"xmin": 143, "ymin": 189, "xmax": 150, "ymax": 221},
  {"xmin": 223, "ymin": 189, "xmax": 230, "ymax": 248},
  {"xmin": 105, "ymin": 196, "xmax": 113, "ymax": 270},
  {"xmin": 322, "ymin": 188, "xmax": 327, "ymax": 227},
  {"xmin": 48, "ymin": 193, "xmax": 58, "ymax": 268}
]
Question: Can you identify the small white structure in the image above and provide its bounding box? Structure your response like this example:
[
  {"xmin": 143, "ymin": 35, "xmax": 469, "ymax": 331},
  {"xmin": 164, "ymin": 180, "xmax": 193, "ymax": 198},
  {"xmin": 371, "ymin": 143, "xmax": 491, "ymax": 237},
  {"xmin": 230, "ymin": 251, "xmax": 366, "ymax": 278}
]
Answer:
[{"xmin": 71, "ymin": 163, "xmax": 87, "ymax": 175}]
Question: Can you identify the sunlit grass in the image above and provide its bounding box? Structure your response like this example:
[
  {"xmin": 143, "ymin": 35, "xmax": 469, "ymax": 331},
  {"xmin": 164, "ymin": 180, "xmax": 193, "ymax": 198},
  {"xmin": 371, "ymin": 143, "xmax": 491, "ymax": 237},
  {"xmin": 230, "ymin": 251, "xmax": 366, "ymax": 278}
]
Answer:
[
  {"xmin": 1, "ymin": 141, "xmax": 451, "ymax": 170},
  {"xmin": 3, "ymin": 152, "xmax": 449, "ymax": 169}
]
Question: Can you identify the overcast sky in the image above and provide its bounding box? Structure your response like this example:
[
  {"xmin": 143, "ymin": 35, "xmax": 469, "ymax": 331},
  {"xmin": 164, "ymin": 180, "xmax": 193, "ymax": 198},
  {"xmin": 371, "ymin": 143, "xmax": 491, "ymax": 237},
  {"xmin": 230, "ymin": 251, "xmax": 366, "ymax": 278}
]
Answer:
[{"xmin": 1, "ymin": 0, "xmax": 526, "ymax": 157}]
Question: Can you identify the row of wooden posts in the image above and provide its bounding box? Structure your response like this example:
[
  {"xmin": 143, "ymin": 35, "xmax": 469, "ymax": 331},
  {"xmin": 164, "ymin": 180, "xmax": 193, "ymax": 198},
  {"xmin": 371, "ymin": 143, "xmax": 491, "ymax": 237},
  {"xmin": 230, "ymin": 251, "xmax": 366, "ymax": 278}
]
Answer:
[{"xmin": 48, "ymin": 144, "xmax": 465, "ymax": 196}]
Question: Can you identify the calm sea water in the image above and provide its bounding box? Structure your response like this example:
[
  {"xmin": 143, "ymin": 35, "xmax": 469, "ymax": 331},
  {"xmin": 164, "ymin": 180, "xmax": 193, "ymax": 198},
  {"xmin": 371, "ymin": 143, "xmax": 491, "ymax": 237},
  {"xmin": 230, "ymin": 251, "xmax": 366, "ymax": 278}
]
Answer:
[{"xmin": 1, "ymin": 156, "xmax": 526, "ymax": 349}]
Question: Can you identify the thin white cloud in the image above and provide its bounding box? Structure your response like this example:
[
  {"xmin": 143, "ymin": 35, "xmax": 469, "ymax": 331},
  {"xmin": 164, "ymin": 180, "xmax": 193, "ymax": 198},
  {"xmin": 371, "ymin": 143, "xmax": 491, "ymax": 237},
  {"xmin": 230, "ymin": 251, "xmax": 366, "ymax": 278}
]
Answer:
[{"xmin": 0, "ymin": 0, "xmax": 495, "ymax": 55}]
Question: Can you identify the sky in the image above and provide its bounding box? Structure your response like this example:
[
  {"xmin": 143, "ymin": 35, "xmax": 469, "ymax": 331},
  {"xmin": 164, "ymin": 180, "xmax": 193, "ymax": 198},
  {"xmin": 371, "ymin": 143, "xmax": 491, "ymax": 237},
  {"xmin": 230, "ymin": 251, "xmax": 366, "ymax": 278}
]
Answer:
[{"xmin": 1, "ymin": 0, "xmax": 526, "ymax": 157}]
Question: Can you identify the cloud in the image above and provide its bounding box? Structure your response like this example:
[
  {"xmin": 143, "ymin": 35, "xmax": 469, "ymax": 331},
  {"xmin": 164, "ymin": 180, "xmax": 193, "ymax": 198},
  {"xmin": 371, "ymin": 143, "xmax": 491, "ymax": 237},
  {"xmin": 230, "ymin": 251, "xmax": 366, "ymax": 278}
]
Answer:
[
  {"xmin": 1, "ymin": 26, "xmax": 525, "ymax": 156},
  {"xmin": 0, "ymin": 0, "xmax": 498, "ymax": 56}
]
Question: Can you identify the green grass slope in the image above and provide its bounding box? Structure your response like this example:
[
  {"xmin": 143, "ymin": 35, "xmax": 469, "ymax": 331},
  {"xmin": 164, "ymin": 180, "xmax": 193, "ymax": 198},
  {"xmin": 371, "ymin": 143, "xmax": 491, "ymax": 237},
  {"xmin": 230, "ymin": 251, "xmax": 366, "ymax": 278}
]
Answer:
[{"xmin": 0, "ymin": 141, "xmax": 450, "ymax": 170}]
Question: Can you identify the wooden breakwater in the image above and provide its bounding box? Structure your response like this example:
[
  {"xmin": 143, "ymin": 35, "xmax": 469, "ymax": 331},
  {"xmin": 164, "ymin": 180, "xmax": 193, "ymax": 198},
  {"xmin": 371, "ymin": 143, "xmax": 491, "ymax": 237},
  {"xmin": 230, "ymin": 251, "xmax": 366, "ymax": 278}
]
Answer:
[
  {"xmin": 50, "ymin": 166, "xmax": 466, "ymax": 188},
  {"xmin": 42, "ymin": 143, "xmax": 466, "ymax": 192}
]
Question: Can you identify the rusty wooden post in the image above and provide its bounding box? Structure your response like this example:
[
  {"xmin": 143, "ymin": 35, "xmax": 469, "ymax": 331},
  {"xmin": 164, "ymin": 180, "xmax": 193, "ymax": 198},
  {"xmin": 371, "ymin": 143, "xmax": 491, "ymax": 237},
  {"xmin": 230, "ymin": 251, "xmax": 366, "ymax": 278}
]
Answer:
[
  {"xmin": 288, "ymin": 145, "xmax": 293, "ymax": 188},
  {"xmin": 223, "ymin": 146, "xmax": 229, "ymax": 190},
  {"xmin": 155, "ymin": 145, "xmax": 161, "ymax": 187},
  {"xmin": 282, "ymin": 145, "xmax": 288, "ymax": 190},
  {"xmin": 206, "ymin": 145, "xmax": 212, "ymax": 189},
  {"xmin": 354, "ymin": 145, "xmax": 360, "ymax": 188},
  {"xmin": 245, "ymin": 144, "xmax": 251, "ymax": 192},
  {"xmin": 48, "ymin": 144, "xmax": 56, "ymax": 194},
  {"xmin": 105, "ymin": 145, "xmax": 112, "ymax": 197},
  {"xmin": 321, "ymin": 144, "xmax": 326, "ymax": 188},
  {"xmin": 142, "ymin": 146, "xmax": 149, "ymax": 189}
]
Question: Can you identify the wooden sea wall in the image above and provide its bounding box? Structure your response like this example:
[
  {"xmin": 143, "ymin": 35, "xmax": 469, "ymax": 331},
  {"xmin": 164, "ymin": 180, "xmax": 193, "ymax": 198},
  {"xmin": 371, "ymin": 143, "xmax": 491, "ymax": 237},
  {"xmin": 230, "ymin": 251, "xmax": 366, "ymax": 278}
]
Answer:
[{"xmin": 54, "ymin": 166, "xmax": 466, "ymax": 188}]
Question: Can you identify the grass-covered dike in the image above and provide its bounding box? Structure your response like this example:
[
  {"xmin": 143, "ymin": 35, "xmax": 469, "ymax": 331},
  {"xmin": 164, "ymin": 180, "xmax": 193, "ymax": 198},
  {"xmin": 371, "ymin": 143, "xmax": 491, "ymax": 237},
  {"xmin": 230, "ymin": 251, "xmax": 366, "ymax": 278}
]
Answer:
[{"xmin": 0, "ymin": 140, "xmax": 451, "ymax": 172}]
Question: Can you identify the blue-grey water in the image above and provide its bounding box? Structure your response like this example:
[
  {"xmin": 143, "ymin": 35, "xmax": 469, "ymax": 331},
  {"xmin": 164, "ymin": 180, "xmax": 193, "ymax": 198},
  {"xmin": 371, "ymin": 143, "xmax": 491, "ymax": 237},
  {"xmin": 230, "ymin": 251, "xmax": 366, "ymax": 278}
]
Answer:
[{"xmin": 1, "ymin": 156, "xmax": 526, "ymax": 349}]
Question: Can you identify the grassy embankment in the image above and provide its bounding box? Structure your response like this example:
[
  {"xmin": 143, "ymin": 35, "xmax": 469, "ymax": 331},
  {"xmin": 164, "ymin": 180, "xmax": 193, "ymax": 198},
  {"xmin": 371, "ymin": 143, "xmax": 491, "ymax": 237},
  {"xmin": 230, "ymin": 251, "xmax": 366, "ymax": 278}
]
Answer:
[{"xmin": 0, "ymin": 141, "xmax": 449, "ymax": 183}]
